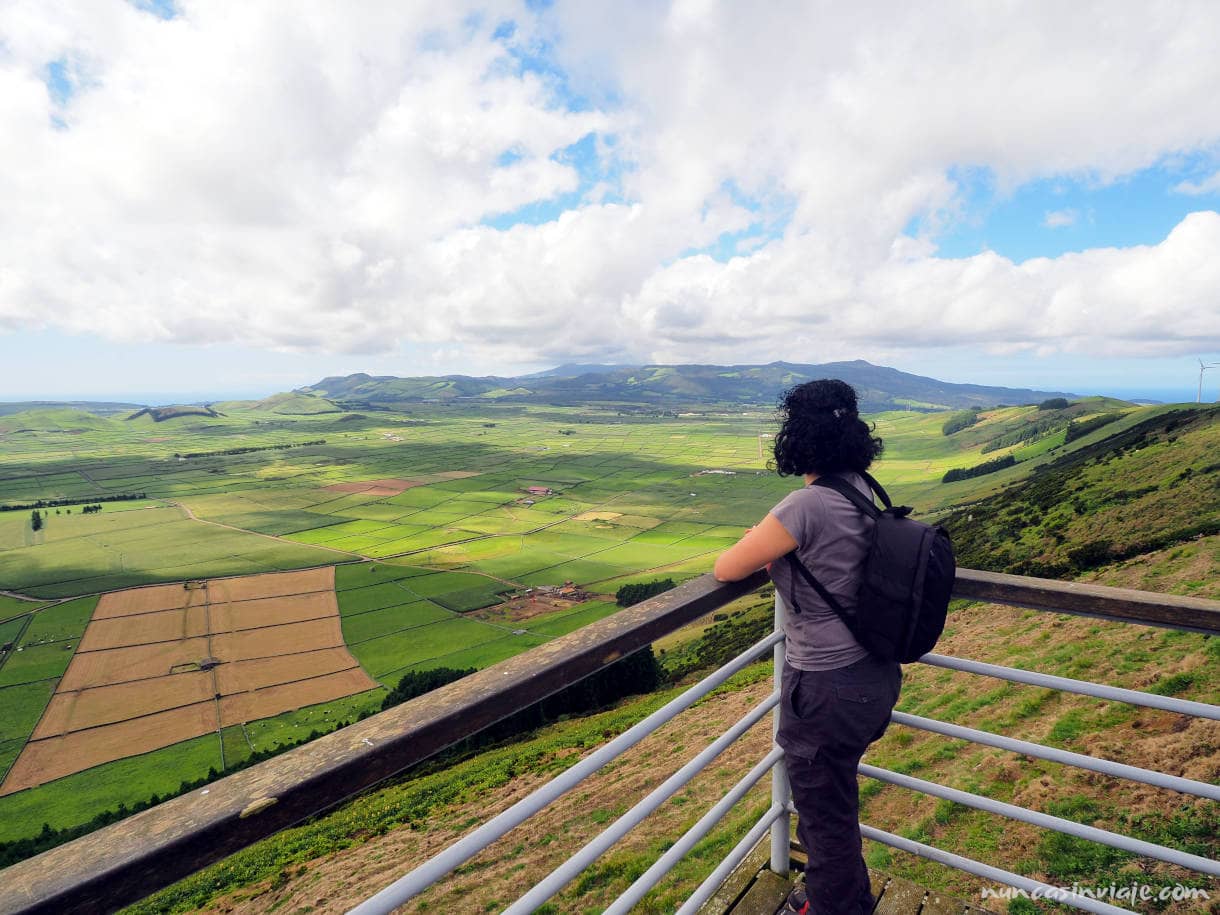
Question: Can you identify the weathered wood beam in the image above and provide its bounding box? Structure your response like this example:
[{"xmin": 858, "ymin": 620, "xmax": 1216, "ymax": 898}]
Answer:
[{"xmin": 953, "ymin": 567, "xmax": 1220, "ymax": 635}]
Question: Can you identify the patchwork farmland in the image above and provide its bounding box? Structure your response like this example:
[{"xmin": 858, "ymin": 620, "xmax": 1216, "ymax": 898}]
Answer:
[
  {"xmin": 0, "ymin": 403, "xmax": 799, "ymax": 846},
  {"xmin": 2, "ymin": 567, "xmax": 376, "ymax": 794},
  {"xmin": 0, "ymin": 396, "xmax": 1150, "ymax": 852}
]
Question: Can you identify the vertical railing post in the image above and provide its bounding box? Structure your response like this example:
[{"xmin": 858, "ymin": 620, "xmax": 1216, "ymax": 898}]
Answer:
[{"xmin": 770, "ymin": 591, "xmax": 791, "ymax": 875}]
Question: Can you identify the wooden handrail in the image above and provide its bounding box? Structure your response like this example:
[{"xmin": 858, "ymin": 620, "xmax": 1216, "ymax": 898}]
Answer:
[
  {"xmin": 954, "ymin": 568, "xmax": 1220, "ymax": 635},
  {"xmin": 1, "ymin": 568, "xmax": 1217, "ymax": 914}
]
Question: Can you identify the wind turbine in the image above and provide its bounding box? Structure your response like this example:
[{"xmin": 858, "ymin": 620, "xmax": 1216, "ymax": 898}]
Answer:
[{"xmin": 1198, "ymin": 359, "xmax": 1220, "ymax": 403}]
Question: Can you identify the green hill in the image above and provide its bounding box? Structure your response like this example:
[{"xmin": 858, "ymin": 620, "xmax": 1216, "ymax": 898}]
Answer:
[
  {"xmin": 945, "ymin": 404, "xmax": 1220, "ymax": 577},
  {"xmin": 0, "ymin": 408, "xmax": 117, "ymax": 434},
  {"xmin": 247, "ymin": 392, "xmax": 342, "ymax": 415},
  {"xmin": 125, "ymin": 405, "xmax": 221, "ymax": 423}
]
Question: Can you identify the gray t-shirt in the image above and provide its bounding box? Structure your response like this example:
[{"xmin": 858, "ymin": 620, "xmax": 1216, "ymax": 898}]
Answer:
[{"xmin": 769, "ymin": 473, "xmax": 873, "ymax": 671}]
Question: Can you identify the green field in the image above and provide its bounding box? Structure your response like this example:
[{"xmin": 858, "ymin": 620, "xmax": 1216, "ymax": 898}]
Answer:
[{"xmin": 3, "ymin": 394, "xmax": 1211, "ymax": 857}]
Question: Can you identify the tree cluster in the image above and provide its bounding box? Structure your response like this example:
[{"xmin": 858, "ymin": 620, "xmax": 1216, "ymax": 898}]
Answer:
[
  {"xmin": 615, "ymin": 578, "xmax": 676, "ymax": 607},
  {"xmin": 1037, "ymin": 398, "xmax": 1071, "ymax": 411},
  {"xmin": 30, "ymin": 510, "xmax": 42, "ymax": 532},
  {"xmin": 173, "ymin": 439, "xmax": 325, "ymax": 459},
  {"xmin": 1, "ymin": 493, "xmax": 146, "ymax": 512},
  {"xmin": 941, "ymin": 454, "xmax": 1017, "ymax": 483}
]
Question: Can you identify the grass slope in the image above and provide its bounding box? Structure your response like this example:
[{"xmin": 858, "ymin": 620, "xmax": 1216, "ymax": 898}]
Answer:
[{"xmin": 945, "ymin": 405, "xmax": 1220, "ymax": 576}]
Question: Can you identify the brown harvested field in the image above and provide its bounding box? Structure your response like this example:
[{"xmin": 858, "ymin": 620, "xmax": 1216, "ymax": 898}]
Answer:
[
  {"xmin": 219, "ymin": 669, "xmax": 377, "ymax": 727},
  {"xmin": 34, "ymin": 671, "xmax": 214, "ymax": 738},
  {"xmin": 2, "ymin": 701, "xmax": 219, "ymax": 795},
  {"xmin": 207, "ymin": 567, "xmax": 334, "ymax": 603},
  {"xmin": 77, "ymin": 604, "xmax": 210, "ymax": 651},
  {"xmin": 215, "ymin": 649, "xmax": 358, "ymax": 694},
  {"xmin": 93, "ymin": 582, "xmax": 196, "ymax": 619},
  {"xmin": 210, "ymin": 592, "xmax": 337, "ymax": 631},
  {"xmin": 59, "ymin": 637, "xmax": 212, "ymax": 690},
  {"xmin": 0, "ymin": 564, "xmax": 378, "ymax": 796},
  {"xmin": 211, "ymin": 618, "xmax": 344, "ymax": 661}
]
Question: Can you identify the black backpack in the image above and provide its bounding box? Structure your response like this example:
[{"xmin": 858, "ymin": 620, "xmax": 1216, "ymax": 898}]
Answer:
[{"xmin": 783, "ymin": 472, "xmax": 955, "ymax": 663}]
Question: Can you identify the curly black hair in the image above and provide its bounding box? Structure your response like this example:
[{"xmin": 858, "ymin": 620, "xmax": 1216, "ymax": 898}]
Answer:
[{"xmin": 772, "ymin": 379, "xmax": 884, "ymax": 476}]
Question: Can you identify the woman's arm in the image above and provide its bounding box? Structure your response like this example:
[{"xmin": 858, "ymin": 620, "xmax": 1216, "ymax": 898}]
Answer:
[{"xmin": 713, "ymin": 513, "xmax": 798, "ymax": 582}]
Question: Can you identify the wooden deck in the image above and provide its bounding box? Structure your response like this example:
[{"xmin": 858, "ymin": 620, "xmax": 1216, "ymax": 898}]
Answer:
[{"xmin": 700, "ymin": 840, "xmax": 994, "ymax": 915}]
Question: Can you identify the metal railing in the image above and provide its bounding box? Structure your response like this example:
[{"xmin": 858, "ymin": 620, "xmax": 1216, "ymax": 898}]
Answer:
[{"xmin": 2, "ymin": 569, "xmax": 1218, "ymax": 914}]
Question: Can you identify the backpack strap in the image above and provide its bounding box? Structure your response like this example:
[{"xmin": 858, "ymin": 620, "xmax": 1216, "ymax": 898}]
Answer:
[
  {"xmin": 783, "ymin": 551, "xmax": 847, "ymax": 619},
  {"xmin": 812, "ymin": 471, "xmax": 912, "ymax": 519}
]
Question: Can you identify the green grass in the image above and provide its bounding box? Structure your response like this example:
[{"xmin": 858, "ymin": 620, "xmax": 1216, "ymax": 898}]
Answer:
[
  {"xmin": 0, "ymin": 642, "xmax": 75, "ymax": 687},
  {"xmin": 0, "ymin": 617, "xmax": 26, "ymax": 649},
  {"xmin": 20, "ymin": 596, "xmax": 97, "ymax": 644},
  {"xmin": 0, "ymin": 680, "xmax": 56, "ymax": 743},
  {"xmin": 0, "ymin": 508, "xmax": 341, "ymax": 598},
  {"xmin": 339, "ymin": 601, "xmax": 454, "ymax": 644},
  {"xmin": 346, "ymin": 614, "xmax": 541, "ymax": 683}
]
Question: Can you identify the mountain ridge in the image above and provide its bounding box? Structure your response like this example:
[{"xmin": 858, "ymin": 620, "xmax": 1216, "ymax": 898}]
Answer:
[{"xmin": 298, "ymin": 359, "xmax": 1078, "ymax": 412}]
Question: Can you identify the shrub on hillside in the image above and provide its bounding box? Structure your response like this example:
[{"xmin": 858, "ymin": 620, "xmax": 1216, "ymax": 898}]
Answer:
[{"xmin": 1038, "ymin": 398, "xmax": 1070, "ymax": 411}]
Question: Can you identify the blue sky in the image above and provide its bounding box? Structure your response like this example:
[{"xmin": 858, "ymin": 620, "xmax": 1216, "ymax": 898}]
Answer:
[
  {"xmin": 925, "ymin": 160, "xmax": 1220, "ymax": 262},
  {"xmin": 1, "ymin": 2, "xmax": 1218, "ymax": 404}
]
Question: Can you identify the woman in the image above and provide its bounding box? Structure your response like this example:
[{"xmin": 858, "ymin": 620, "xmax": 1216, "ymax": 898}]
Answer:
[{"xmin": 713, "ymin": 378, "xmax": 899, "ymax": 915}]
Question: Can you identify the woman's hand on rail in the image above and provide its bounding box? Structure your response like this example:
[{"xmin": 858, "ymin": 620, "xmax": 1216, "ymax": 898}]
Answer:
[{"xmin": 713, "ymin": 513, "xmax": 798, "ymax": 582}]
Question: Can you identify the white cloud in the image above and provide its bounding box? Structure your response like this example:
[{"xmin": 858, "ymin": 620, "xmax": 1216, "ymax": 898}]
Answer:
[
  {"xmin": 1, "ymin": 0, "xmax": 1220, "ymax": 371},
  {"xmin": 1043, "ymin": 209, "xmax": 1078, "ymax": 228},
  {"xmin": 1173, "ymin": 171, "xmax": 1220, "ymax": 195}
]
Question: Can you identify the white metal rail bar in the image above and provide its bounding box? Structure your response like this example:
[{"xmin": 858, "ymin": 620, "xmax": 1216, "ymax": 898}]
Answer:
[
  {"xmin": 601, "ymin": 747, "xmax": 786, "ymax": 915},
  {"xmin": 919, "ymin": 653, "xmax": 1220, "ymax": 720},
  {"xmin": 859, "ymin": 764, "xmax": 1220, "ymax": 876},
  {"xmin": 674, "ymin": 803, "xmax": 788, "ymax": 915},
  {"xmin": 891, "ymin": 711, "xmax": 1220, "ymax": 801},
  {"xmin": 500, "ymin": 692, "xmax": 779, "ymax": 915},
  {"xmin": 859, "ymin": 825, "xmax": 1137, "ymax": 915},
  {"xmin": 347, "ymin": 630, "xmax": 783, "ymax": 915}
]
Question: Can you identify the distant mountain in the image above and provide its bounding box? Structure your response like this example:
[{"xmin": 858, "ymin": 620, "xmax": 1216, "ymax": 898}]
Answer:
[
  {"xmin": 0, "ymin": 401, "xmax": 143, "ymax": 417},
  {"xmin": 299, "ymin": 360, "xmax": 1076, "ymax": 412},
  {"xmin": 518, "ymin": 363, "xmax": 640, "ymax": 380}
]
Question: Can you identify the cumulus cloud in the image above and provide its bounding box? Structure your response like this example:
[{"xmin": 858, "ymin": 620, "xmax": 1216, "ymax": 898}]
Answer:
[
  {"xmin": 1043, "ymin": 209, "xmax": 1078, "ymax": 228},
  {"xmin": 1, "ymin": 0, "xmax": 1219, "ymax": 370}
]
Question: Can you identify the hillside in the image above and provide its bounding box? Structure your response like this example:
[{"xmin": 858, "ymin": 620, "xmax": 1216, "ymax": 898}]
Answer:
[
  {"xmin": 0, "ymin": 402, "xmax": 142, "ymax": 418},
  {"xmin": 0, "ymin": 408, "xmax": 117, "ymax": 435},
  {"xmin": 248, "ymin": 392, "xmax": 342, "ymax": 414},
  {"xmin": 299, "ymin": 360, "xmax": 1077, "ymax": 412},
  {"xmin": 945, "ymin": 404, "xmax": 1220, "ymax": 577}
]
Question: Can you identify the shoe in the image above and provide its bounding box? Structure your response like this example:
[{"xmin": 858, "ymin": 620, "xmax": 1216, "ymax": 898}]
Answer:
[{"xmin": 783, "ymin": 885, "xmax": 809, "ymax": 914}]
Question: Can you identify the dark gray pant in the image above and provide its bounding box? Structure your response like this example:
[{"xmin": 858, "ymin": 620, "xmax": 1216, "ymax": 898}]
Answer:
[{"xmin": 777, "ymin": 656, "xmax": 901, "ymax": 915}]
